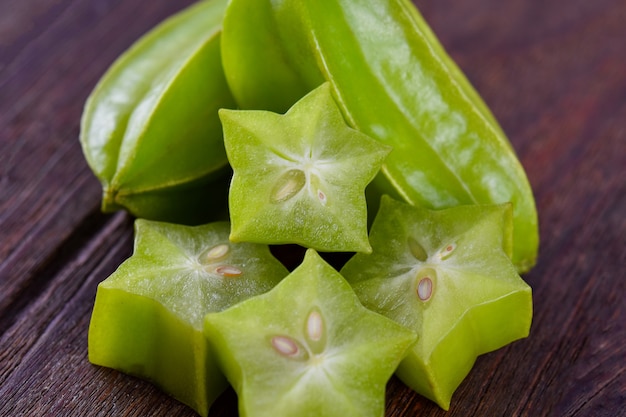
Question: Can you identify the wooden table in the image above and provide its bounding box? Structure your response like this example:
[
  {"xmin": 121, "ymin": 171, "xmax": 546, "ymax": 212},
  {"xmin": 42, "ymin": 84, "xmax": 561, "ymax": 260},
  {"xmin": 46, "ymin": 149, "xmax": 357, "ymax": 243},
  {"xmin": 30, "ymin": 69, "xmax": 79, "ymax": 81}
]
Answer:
[{"xmin": 1, "ymin": 0, "xmax": 624, "ymax": 415}]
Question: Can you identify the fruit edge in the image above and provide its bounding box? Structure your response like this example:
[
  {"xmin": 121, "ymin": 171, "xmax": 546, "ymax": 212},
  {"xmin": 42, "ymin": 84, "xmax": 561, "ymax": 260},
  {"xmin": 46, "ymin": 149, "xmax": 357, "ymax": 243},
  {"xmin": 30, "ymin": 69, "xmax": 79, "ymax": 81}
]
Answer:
[{"xmin": 88, "ymin": 287, "xmax": 227, "ymax": 417}]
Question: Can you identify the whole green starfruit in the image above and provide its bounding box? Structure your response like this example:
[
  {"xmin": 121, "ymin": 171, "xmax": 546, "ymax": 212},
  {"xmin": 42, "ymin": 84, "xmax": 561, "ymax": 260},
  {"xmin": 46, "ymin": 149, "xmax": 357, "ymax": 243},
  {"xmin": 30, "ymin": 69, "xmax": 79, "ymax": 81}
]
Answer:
[
  {"xmin": 221, "ymin": 0, "xmax": 539, "ymax": 271},
  {"xmin": 80, "ymin": 0, "xmax": 235, "ymax": 224}
]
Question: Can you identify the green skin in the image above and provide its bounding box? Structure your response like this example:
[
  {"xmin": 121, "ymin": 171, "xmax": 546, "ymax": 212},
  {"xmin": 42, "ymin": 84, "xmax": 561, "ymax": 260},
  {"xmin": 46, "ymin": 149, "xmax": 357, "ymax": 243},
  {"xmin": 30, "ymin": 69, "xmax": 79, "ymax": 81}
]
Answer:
[
  {"xmin": 221, "ymin": 0, "xmax": 538, "ymax": 272},
  {"xmin": 204, "ymin": 250, "xmax": 417, "ymax": 417},
  {"xmin": 221, "ymin": 83, "xmax": 390, "ymax": 253},
  {"xmin": 341, "ymin": 196, "xmax": 533, "ymax": 409},
  {"xmin": 80, "ymin": 0, "xmax": 236, "ymax": 225},
  {"xmin": 88, "ymin": 220, "xmax": 288, "ymax": 417}
]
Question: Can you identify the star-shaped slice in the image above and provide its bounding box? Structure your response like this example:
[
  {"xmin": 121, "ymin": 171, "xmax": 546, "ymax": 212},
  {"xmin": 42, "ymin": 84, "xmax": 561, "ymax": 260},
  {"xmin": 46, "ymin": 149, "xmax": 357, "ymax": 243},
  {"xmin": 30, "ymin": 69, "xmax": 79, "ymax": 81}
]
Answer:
[
  {"xmin": 220, "ymin": 82, "xmax": 391, "ymax": 253},
  {"xmin": 88, "ymin": 220, "xmax": 288, "ymax": 417},
  {"xmin": 341, "ymin": 196, "xmax": 532, "ymax": 409},
  {"xmin": 204, "ymin": 249, "xmax": 417, "ymax": 417}
]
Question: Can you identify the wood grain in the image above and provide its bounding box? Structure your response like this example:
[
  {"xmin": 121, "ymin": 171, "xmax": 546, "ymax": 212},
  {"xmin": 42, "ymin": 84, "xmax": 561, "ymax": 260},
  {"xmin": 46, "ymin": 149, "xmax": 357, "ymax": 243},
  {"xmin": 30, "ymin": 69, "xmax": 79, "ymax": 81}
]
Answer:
[{"xmin": 1, "ymin": 0, "xmax": 624, "ymax": 416}]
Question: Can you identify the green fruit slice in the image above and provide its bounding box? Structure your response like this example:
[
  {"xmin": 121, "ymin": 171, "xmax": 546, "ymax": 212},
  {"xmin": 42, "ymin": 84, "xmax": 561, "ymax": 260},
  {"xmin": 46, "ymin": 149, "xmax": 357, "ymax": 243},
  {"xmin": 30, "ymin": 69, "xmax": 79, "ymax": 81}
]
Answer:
[
  {"xmin": 221, "ymin": 0, "xmax": 539, "ymax": 271},
  {"xmin": 220, "ymin": 83, "xmax": 390, "ymax": 253},
  {"xmin": 341, "ymin": 196, "xmax": 532, "ymax": 409},
  {"xmin": 80, "ymin": 0, "xmax": 236, "ymax": 224},
  {"xmin": 88, "ymin": 220, "xmax": 288, "ymax": 416},
  {"xmin": 204, "ymin": 249, "xmax": 416, "ymax": 417}
]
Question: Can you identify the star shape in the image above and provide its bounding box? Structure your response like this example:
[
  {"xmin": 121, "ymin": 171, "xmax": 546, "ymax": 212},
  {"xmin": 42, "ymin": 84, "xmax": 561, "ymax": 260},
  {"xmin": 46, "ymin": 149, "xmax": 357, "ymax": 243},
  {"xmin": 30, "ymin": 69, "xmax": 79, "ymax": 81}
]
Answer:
[
  {"xmin": 89, "ymin": 220, "xmax": 288, "ymax": 416},
  {"xmin": 204, "ymin": 249, "xmax": 416, "ymax": 417},
  {"xmin": 220, "ymin": 82, "xmax": 390, "ymax": 253},
  {"xmin": 341, "ymin": 196, "xmax": 532, "ymax": 409}
]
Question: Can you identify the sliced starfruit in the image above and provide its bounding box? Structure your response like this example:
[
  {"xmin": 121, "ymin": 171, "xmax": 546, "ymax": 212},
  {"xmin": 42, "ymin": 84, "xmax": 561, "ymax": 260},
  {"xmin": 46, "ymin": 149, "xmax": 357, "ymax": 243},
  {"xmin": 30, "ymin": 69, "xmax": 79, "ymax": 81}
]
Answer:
[
  {"xmin": 220, "ymin": 83, "xmax": 390, "ymax": 253},
  {"xmin": 88, "ymin": 220, "xmax": 288, "ymax": 416},
  {"xmin": 341, "ymin": 196, "xmax": 532, "ymax": 409},
  {"xmin": 80, "ymin": 0, "xmax": 236, "ymax": 224},
  {"xmin": 221, "ymin": 0, "xmax": 539, "ymax": 271},
  {"xmin": 204, "ymin": 249, "xmax": 417, "ymax": 417}
]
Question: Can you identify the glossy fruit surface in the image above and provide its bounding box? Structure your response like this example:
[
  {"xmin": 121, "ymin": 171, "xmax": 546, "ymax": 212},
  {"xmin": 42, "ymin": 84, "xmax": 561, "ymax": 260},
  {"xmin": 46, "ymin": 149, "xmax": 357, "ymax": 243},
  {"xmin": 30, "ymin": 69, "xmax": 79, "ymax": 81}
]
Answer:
[
  {"xmin": 204, "ymin": 249, "xmax": 417, "ymax": 417},
  {"xmin": 221, "ymin": 0, "xmax": 538, "ymax": 271},
  {"xmin": 221, "ymin": 83, "xmax": 390, "ymax": 253},
  {"xmin": 80, "ymin": 0, "xmax": 235, "ymax": 224},
  {"xmin": 341, "ymin": 196, "xmax": 532, "ymax": 409},
  {"xmin": 88, "ymin": 220, "xmax": 288, "ymax": 416}
]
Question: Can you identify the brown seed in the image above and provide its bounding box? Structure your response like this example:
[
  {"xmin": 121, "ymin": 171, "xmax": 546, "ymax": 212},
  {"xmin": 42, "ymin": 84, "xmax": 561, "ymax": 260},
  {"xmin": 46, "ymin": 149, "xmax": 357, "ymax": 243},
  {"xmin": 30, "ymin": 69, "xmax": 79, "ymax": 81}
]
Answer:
[
  {"xmin": 205, "ymin": 244, "xmax": 229, "ymax": 261},
  {"xmin": 317, "ymin": 190, "xmax": 327, "ymax": 206},
  {"xmin": 439, "ymin": 243, "xmax": 456, "ymax": 260},
  {"xmin": 306, "ymin": 310, "xmax": 323, "ymax": 342},
  {"xmin": 417, "ymin": 277, "xmax": 433, "ymax": 301},
  {"xmin": 271, "ymin": 335, "xmax": 300, "ymax": 357},
  {"xmin": 214, "ymin": 265, "xmax": 242, "ymax": 277},
  {"xmin": 270, "ymin": 169, "xmax": 306, "ymax": 203}
]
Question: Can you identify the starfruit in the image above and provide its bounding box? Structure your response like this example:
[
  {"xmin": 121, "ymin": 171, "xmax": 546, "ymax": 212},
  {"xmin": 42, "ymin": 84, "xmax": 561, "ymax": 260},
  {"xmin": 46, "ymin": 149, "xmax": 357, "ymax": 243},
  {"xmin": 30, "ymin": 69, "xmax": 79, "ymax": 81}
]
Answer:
[
  {"xmin": 88, "ymin": 220, "xmax": 288, "ymax": 416},
  {"xmin": 221, "ymin": 0, "xmax": 539, "ymax": 271},
  {"xmin": 204, "ymin": 249, "xmax": 416, "ymax": 417},
  {"xmin": 80, "ymin": 0, "xmax": 235, "ymax": 224},
  {"xmin": 221, "ymin": 83, "xmax": 390, "ymax": 253},
  {"xmin": 341, "ymin": 196, "xmax": 533, "ymax": 409}
]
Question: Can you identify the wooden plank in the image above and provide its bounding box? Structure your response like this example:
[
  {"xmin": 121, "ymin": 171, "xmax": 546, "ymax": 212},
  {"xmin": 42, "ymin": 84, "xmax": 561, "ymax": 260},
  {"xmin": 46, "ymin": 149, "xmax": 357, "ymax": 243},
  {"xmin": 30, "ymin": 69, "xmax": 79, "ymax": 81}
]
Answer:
[
  {"xmin": 0, "ymin": 212, "xmax": 130, "ymax": 384},
  {"xmin": 0, "ymin": 208, "xmax": 236, "ymax": 416},
  {"xmin": 0, "ymin": 0, "xmax": 195, "ymax": 329}
]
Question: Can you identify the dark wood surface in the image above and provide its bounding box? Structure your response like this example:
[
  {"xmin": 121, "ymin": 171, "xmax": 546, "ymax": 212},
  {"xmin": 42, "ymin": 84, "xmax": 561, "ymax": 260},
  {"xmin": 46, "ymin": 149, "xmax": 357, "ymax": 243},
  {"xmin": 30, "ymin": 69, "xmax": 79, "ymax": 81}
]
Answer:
[{"xmin": 1, "ymin": 0, "xmax": 624, "ymax": 416}]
